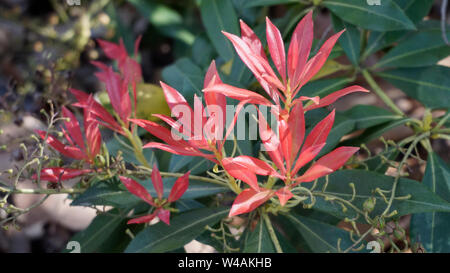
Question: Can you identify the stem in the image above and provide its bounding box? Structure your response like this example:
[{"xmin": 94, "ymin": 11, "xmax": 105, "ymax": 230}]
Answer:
[
  {"xmin": 434, "ymin": 112, "xmax": 450, "ymax": 131},
  {"xmin": 381, "ymin": 132, "xmax": 430, "ymax": 216},
  {"xmin": 262, "ymin": 212, "xmax": 283, "ymax": 253},
  {"xmin": 362, "ymin": 70, "xmax": 405, "ymax": 117},
  {"xmin": 123, "ymin": 129, "xmax": 151, "ymax": 168},
  {"xmin": 343, "ymin": 227, "xmax": 374, "ymax": 253},
  {"xmin": 135, "ymin": 166, "xmax": 229, "ymax": 187},
  {"xmin": 0, "ymin": 186, "xmax": 84, "ymax": 195}
]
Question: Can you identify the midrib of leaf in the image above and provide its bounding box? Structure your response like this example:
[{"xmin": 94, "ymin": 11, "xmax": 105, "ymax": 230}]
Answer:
[
  {"xmin": 365, "ymin": 32, "xmax": 384, "ymax": 56},
  {"xmin": 81, "ymin": 215, "xmax": 123, "ymax": 251},
  {"xmin": 343, "ymin": 27, "xmax": 358, "ymax": 63},
  {"xmin": 212, "ymin": 0, "xmax": 234, "ymax": 59},
  {"xmin": 286, "ymin": 214, "xmax": 337, "ymax": 252},
  {"xmin": 134, "ymin": 209, "xmax": 227, "ymax": 253},
  {"xmin": 79, "ymin": 185, "xmax": 226, "ymax": 203},
  {"xmin": 76, "ymin": 190, "xmax": 126, "ymax": 203},
  {"xmin": 378, "ymin": 72, "xmax": 450, "ymax": 91},
  {"xmin": 309, "ymin": 78, "xmax": 351, "ymax": 97},
  {"xmin": 352, "ymin": 115, "xmax": 401, "ymax": 124},
  {"xmin": 175, "ymin": 66, "xmax": 201, "ymax": 93},
  {"xmin": 324, "ymin": 1, "xmax": 412, "ymax": 27},
  {"xmin": 190, "ymin": 158, "xmax": 209, "ymax": 173},
  {"xmin": 377, "ymin": 44, "xmax": 448, "ymax": 67}
]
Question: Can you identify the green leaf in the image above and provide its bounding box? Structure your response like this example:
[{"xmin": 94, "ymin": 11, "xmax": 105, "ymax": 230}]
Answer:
[
  {"xmin": 200, "ymin": 0, "xmax": 239, "ymax": 60},
  {"xmin": 362, "ymin": 1, "xmax": 434, "ymax": 58},
  {"xmin": 363, "ymin": 147, "xmax": 400, "ymax": 174},
  {"xmin": 283, "ymin": 213, "xmax": 355, "ymax": 253},
  {"xmin": 72, "ymin": 177, "xmax": 229, "ymax": 207},
  {"xmin": 320, "ymin": 105, "xmax": 402, "ymax": 155},
  {"xmin": 127, "ymin": 0, "xmax": 194, "ymax": 44},
  {"xmin": 342, "ymin": 118, "xmax": 412, "ymax": 146},
  {"xmin": 342, "ymin": 105, "xmax": 402, "ymax": 130},
  {"xmin": 363, "ymin": 31, "xmax": 407, "ymax": 59},
  {"xmin": 410, "ymin": 153, "xmax": 450, "ymax": 253},
  {"xmin": 331, "ymin": 14, "xmax": 361, "ymax": 66},
  {"xmin": 378, "ymin": 65, "xmax": 450, "ymax": 109},
  {"xmin": 394, "ymin": 0, "xmax": 434, "ymax": 24},
  {"xmin": 323, "ymin": 0, "xmax": 416, "ymax": 31},
  {"xmin": 298, "ymin": 77, "xmax": 353, "ymax": 99},
  {"xmin": 375, "ymin": 23, "xmax": 450, "ymax": 68},
  {"xmin": 169, "ymin": 155, "xmax": 215, "ymax": 175},
  {"xmin": 64, "ymin": 209, "xmax": 131, "ymax": 253},
  {"xmin": 243, "ymin": 220, "xmax": 276, "ymax": 253},
  {"xmin": 243, "ymin": 0, "xmax": 299, "ymax": 8},
  {"xmin": 71, "ymin": 179, "xmax": 139, "ymax": 207},
  {"xmin": 191, "ymin": 36, "xmax": 216, "ymax": 67},
  {"xmin": 307, "ymin": 170, "xmax": 450, "ymax": 221},
  {"xmin": 162, "ymin": 58, "xmax": 204, "ymax": 104},
  {"xmin": 125, "ymin": 207, "xmax": 229, "ymax": 253}
]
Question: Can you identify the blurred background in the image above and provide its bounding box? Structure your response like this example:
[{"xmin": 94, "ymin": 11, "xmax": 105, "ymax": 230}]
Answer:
[{"xmin": 0, "ymin": 0, "xmax": 448, "ymax": 252}]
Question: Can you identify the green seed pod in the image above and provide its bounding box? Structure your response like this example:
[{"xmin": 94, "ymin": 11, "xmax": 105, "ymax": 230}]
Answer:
[
  {"xmin": 95, "ymin": 154, "xmax": 106, "ymax": 167},
  {"xmin": 363, "ymin": 197, "xmax": 376, "ymax": 212}
]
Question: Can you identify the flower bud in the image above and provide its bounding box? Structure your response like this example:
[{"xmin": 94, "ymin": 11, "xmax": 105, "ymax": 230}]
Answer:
[
  {"xmin": 363, "ymin": 197, "xmax": 376, "ymax": 212},
  {"xmin": 423, "ymin": 109, "xmax": 432, "ymax": 131}
]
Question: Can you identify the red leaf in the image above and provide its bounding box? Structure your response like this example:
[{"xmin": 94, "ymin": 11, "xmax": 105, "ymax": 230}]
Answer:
[
  {"xmin": 287, "ymin": 102, "xmax": 305, "ymax": 163},
  {"xmin": 229, "ymin": 188, "xmax": 274, "ymax": 217},
  {"xmin": 127, "ymin": 211, "xmax": 158, "ymax": 225},
  {"xmin": 275, "ymin": 187, "xmax": 293, "ymax": 206},
  {"xmin": 151, "ymin": 164, "xmax": 164, "ymax": 200},
  {"xmin": 305, "ymin": 85, "xmax": 370, "ymax": 111},
  {"xmin": 266, "ymin": 17, "xmax": 286, "ymax": 82},
  {"xmin": 119, "ymin": 176, "xmax": 154, "ymax": 206},
  {"xmin": 157, "ymin": 208, "xmax": 171, "ymax": 225},
  {"xmin": 295, "ymin": 146, "xmax": 359, "ymax": 183},
  {"xmin": 291, "ymin": 143, "xmax": 326, "ymax": 176},
  {"xmin": 70, "ymin": 88, "xmax": 124, "ymax": 134},
  {"xmin": 288, "ymin": 11, "xmax": 314, "ymax": 90},
  {"xmin": 295, "ymin": 30, "xmax": 344, "ymax": 93},
  {"xmin": 160, "ymin": 81, "xmax": 191, "ymax": 113},
  {"xmin": 83, "ymin": 101, "xmax": 102, "ymax": 160},
  {"xmin": 222, "ymin": 31, "xmax": 282, "ymax": 99},
  {"xmin": 129, "ymin": 118, "xmax": 193, "ymax": 149},
  {"xmin": 61, "ymin": 107, "xmax": 85, "ymax": 152},
  {"xmin": 36, "ymin": 130, "xmax": 86, "ymax": 161},
  {"xmin": 97, "ymin": 39, "xmax": 128, "ymax": 62},
  {"xmin": 95, "ymin": 66, "xmax": 131, "ymax": 123},
  {"xmin": 204, "ymin": 61, "xmax": 226, "ymax": 126},
  {"xmin": 32, "ymin": 168, "xmax": 91, "ymax": 183},
  {"xmin": 168, "ymin": 171, "xmax": 190, "ymax": 202},
  {"xmin": 278, "ymin": 118, "xmax": 292, "ymax": 170},
  {"xmin": 203, "ymin": 83, "xmax": 271, "ymax": 106},
  {"xmin": 240, "ymin": 20, "xmax": 267, "ymax": 61},
  {"xmin": 143, "ymin": 142, "xmax": 213, "ymax": 159},
  {"xmin": 258, "ymin": 110, "xmax": 286, "ymax": 174},
  {"xmin": 222, "ymin": 156, "xmax": 267, "ymax": 191},
  {"xmin": 300, "ymin": 110, "xmax": 335, "ymax": 154},
  {"xmin": 97, "ymin": 39, "xmax": 126, "ymax": 60}
]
